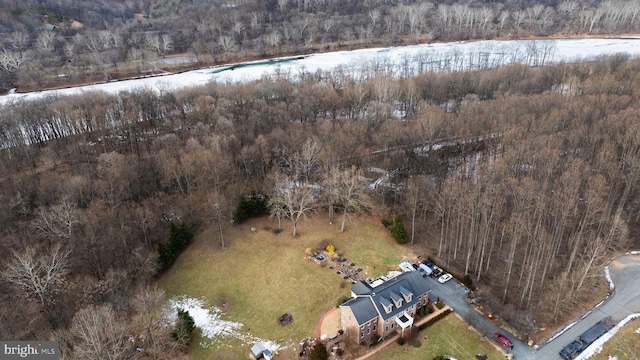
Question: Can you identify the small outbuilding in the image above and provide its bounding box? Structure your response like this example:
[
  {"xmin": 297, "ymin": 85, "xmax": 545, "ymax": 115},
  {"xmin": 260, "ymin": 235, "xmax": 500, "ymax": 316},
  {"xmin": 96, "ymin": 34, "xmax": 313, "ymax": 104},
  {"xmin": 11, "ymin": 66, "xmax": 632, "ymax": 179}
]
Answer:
[{"xmin": 250, "ymin": 343, "xmax": 273, "ymax": 360}]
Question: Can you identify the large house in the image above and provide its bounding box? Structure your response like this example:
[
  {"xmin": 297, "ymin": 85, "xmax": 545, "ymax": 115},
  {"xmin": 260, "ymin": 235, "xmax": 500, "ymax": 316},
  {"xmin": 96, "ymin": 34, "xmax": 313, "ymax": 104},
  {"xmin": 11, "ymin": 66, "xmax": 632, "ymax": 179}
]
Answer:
[{"xmin": 339, "ymin": 270, "xmax": 431, "ymax": 343}]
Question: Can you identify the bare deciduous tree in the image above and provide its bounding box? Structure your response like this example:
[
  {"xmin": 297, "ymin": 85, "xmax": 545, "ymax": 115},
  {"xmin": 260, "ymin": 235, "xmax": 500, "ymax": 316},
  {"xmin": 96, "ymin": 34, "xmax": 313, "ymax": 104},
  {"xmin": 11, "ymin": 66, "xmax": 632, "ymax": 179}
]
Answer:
[
  {"xmin": 146, "ymin": 33, "xmax": 173, "ymax": 57},
  {"xmin": 332, "ymin": 166, "xmax": 370, "ymax": 232},
  {"xmin": 8, "ymin": 31, "xmax": 30, "ymax": 53},
  {"xmin": 32, "ymin": 199, "xmax": 80, "ymax": 241},
  {"xmin": 218, "ymin": 35, "xmax": 237, "ymax": 59},
  {"xmin": 295, "ymin": 137, "xmax": 323, "ymax": 182},
  {"xmin": 269, "ymin": 172, "xmax": 316, "ymax": 237},
  {"xmin": 1, "ymin": 243, "xmax": 70, "ymax": 305},
  {"xmin": 71, "ymin": 304, "xmax": 132, "ymax": 360},
  {"xmin": 35, "ymin": 31, "xmax": 57, "ymax": 54},
  {"xmin": 0, "ymin": 50, "xmax": 30, "ymax": 72},
  {"xmin": 208, "ymin": 192, "xmax": 228, "ymax": 248},
  {"xmin": 266, "ymin": 31, "xmax": 282, "ymax": 49},
  {"xmin": 130, "ymin": 287, "xmax": 180, "ymax": 359}
]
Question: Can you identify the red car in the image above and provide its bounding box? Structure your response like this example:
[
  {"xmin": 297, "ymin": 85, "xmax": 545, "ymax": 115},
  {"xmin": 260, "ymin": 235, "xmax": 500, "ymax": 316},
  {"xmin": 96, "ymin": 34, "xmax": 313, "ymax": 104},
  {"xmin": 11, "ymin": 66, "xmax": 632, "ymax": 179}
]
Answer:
[{"xmin": 493, "ymin": 333, "xmax": 513, "ymax": 349}]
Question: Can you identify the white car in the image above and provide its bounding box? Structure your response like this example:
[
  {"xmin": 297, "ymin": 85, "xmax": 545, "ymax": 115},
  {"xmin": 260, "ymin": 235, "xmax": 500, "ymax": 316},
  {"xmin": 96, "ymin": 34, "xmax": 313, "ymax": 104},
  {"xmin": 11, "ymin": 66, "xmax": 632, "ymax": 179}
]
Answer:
[
  {"xmin": 438, "ymin": 273, "xmax": 453, "ymax": 284},
  {"xmin": 399, "ymin": 260, "xmax": 415, "ymax": 272}
]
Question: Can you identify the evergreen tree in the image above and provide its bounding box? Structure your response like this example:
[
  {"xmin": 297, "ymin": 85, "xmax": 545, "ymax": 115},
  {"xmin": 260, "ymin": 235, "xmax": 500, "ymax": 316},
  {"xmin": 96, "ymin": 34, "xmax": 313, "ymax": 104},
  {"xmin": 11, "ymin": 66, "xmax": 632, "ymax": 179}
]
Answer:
[
  {"xmin": 158, "ymin": 242, "xmax": 175, "ymax": 270},
  {"xmin": 309, "ymin": 342, "xmax": 328, "ymax": 360},
  {"xmin": 171, "ymin": 308, "xmax": 196, "ymax": 346},
  {"xmin": 158, "ymin": 221, "xmax": 193, "ymax": 271},
  {"xmin": 233, "ymin": 191, "xmax": 269, "ymax": 223},
  {"xmin": 233, "ymin": 195, "xmax": 250, "ymax": 223},
  {"xmin": 391, "ymin": 215, "xmax": 409, "ymax": 244}
]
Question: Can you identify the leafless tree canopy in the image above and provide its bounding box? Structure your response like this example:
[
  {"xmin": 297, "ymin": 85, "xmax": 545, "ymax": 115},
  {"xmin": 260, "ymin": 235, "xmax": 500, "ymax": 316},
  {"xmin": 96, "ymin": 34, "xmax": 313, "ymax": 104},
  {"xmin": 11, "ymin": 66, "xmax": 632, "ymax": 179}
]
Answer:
[
  {"xmin": 1, "ymin": 3, "xmax": 640, "ymax": 348},
  {"xmin": 1, "ymin": 243, "xmax": 70, "ymax": 305},
  {"xmin": 2, "ymin": 0, "xmax": 640, "ymax": 92}
]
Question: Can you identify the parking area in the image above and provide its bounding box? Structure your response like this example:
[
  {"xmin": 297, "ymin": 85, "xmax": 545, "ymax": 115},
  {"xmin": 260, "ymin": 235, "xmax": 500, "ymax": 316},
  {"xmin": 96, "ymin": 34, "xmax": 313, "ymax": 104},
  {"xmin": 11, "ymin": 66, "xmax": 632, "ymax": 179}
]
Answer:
[{"xmin": 397, "ymin": 258, "xmax": 533, "ymax": 359}]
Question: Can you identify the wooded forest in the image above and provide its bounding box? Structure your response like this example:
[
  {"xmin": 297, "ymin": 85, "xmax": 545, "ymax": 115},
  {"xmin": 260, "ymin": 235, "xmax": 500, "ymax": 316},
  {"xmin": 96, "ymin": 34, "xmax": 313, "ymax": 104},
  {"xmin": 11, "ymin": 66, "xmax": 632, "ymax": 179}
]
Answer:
[
  {"xmin": 1, "ymin": 0, "xmax": 640, "ymax": 359},
  {"xmin": 1, "ymin": 49, "xmax": 640, "ymax": 356}
]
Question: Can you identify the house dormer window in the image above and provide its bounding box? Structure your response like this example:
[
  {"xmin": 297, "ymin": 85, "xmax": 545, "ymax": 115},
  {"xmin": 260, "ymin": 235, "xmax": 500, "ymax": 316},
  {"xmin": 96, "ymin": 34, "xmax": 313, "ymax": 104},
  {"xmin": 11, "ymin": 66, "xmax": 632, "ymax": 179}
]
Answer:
[
  {"xmin": 380, "ymin": 298, "xmax": 393, "ymax": 314},
  {"xmin": 389, "ymin": 291, "xmax": 403, "ymax": 308},
  {"xmin": 399, "ymin": 286, "xmax": 413, "ymax": 303}
]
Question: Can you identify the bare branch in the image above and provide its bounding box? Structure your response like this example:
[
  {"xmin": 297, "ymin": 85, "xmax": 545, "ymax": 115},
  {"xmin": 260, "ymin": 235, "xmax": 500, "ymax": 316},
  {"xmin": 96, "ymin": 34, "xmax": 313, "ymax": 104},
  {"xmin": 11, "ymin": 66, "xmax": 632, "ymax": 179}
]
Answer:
[
  {"xmin": 71, "ymin": 304, "xmax": 132, "ymax": 360},
  {"xmin": 1, "ymin": 243, "xmax": 70, "ymax": 305},
  {"xmin": 0, "ymin": 50, "xmax": 30, "ymax": 72}
]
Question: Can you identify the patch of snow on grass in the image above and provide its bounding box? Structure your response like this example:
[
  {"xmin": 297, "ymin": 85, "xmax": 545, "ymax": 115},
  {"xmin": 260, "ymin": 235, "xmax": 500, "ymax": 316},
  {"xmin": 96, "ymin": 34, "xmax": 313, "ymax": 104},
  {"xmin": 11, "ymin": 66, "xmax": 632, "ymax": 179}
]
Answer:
[
  {"xmin": 171, "ymin": 296, "xmax": 242, "ymax": 338},
  {"xmin": 635, "ymin": 327, "xmax": 640, "ymax": 334},
  {"xmin": 574, "ymin": 313, "xmax": 640, "ymax": 360},
  {"xmin": 169, "ymin": 296, "xmax": 281, "ymax": 352}
]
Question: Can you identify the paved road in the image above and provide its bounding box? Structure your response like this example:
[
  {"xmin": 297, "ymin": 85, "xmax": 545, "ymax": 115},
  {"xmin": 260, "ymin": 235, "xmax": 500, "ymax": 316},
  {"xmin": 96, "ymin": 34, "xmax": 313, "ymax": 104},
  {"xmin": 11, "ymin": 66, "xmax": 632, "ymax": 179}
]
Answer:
[
  {"xmin": 423, "ymin": 274, "xmax": 535, "ymax": 359},
  {"xmin": 527, "ymin": 254, "xmax": 640, "ymax": 360},
  {"xmin": 425, "ymin": 254, "xmax": 640, "ymax": 360}
]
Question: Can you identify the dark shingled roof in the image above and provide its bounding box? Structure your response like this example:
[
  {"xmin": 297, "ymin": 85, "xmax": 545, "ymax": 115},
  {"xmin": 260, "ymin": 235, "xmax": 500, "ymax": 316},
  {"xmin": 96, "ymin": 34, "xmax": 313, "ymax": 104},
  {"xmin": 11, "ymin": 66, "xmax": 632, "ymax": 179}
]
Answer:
[
  {"xmin": 343, "ymin": 271, "xmax": 431, "ymax": 325},
  {"xmin": 399, "ymin": 286, "xmax": 412, "ymax": 299},
  {"xmin": 342, "ymin": 296, "xmax": 378, "ymax": 325},
  {"xmin": 370, "ymin": 271, "xmax": 430, "ymax": 321},
  {"xmin": 351, "ymin": 281, "xmax": 372, "ymax": 295},
  {"xmin": 389, "ymin": 291, "xmax": 403, "ymax": 304}
]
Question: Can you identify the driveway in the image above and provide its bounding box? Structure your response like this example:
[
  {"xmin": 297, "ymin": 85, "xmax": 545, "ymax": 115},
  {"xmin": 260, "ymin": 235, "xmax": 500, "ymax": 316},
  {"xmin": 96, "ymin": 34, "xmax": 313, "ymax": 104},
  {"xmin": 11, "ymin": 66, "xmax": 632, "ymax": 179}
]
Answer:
[
  {"xmin": 426, "ymin": 254, "xmax": 640, "ymax": 360},
  {"xmin": 422, "ymin": 274, "xmax": 535, "ymax": 359},
  {"xmin": 527, "ymin": 254, "xmax": 640, "ymax": 359}
]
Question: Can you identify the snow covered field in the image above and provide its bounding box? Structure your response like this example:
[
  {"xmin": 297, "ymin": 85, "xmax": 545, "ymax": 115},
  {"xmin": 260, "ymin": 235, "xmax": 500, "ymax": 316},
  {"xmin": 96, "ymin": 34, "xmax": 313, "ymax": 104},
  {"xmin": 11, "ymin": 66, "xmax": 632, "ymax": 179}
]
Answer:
[
  {"xmin": 2, "ymin": 38, "xmax": 640, "ymax": 105},
  {"xmin": 169, "ymin": 296, "xmax": 282, "ymax": 353}
]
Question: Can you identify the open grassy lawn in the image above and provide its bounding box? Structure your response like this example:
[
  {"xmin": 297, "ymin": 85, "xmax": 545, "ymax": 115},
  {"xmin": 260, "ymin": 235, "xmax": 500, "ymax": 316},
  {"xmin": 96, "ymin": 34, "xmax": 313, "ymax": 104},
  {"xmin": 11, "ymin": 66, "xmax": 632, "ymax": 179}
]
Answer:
[
  {"xmin": 368, "ymin": 314, "xmax": 505, "ymax": 360},
  {"xmin": 157, "ymin": 213, "xmax": 417, "ymax": 359},
  {"xmin": 590, "ymin": 317, "xmax": 640, "ymax": 360}
]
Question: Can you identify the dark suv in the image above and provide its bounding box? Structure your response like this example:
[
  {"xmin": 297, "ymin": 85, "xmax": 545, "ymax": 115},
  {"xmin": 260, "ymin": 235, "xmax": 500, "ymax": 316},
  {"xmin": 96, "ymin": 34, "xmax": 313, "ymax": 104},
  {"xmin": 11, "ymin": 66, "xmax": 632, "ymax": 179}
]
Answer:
[{"xmin": 559, "ymin": 340, "xmax": 584, "ymax": 360}]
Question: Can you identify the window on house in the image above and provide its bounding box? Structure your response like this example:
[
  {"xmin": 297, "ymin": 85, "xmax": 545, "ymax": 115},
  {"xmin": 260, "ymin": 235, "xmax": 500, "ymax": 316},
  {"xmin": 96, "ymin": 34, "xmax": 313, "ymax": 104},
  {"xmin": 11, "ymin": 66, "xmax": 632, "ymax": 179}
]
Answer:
[
  {"xmin": 391, "ymin": 323, "xmax": 395, "ymax": 329},
  {"xmin": 360, "ymin": 332, "xmax": 364, "ymax": 338},
  {"xmin": 367, "ymin": 328, "xmax": 370, "ymax": 335},
  {"xmin": 385, "ymin": 326, "xmax": 388, "ymax": 332},
  {"xmin": 360, "ymin": 325, "xmax": 364, "ymax": 330},
  {"xmin": 373, "ymin": 325, "xmax": 377, "ymax": 331}
]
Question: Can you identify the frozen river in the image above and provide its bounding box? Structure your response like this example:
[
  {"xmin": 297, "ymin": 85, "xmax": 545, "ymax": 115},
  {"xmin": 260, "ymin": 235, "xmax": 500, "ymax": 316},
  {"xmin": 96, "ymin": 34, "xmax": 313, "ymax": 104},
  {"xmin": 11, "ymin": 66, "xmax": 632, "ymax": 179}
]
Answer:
[{"xmin": 2, "ymin": 37, "xmax": 640, "ymax": 105}]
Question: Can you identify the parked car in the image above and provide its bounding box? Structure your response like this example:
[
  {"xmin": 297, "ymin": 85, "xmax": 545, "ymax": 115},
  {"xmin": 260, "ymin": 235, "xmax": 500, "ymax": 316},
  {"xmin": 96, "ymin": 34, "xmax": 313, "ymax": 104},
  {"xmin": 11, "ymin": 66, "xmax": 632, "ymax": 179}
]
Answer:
[
  {"xmin": 411, "ymin": 263, "xmax": 419, "ymax": 270},
  {"xmin": 559, "ymin": 318, "xmax": 613, "ymax": 360},
  {"xmin": 422, "ymin": 260, "xmax": 433, "ymax": 268},
  {"xmin": 432, "ymin": 267, "xmax": 444, "ymax": 277},
  {"xmin": 419, "ymin": 263, "xmax": 433, "ymax": 277},
  {"xmin": 399, "ymin": 260, "xmax": 415, "ymax": 272},
  {"xmin": 438, "ymin": 273, "xmax": 453, "ymax": 283},
  {"xmin": 493, "ymin": 333, "xmax": 513, "ymax": 349},
  {"xmin": 559, "ymin": 340, "xmax": 584, "ymax": 360}
]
